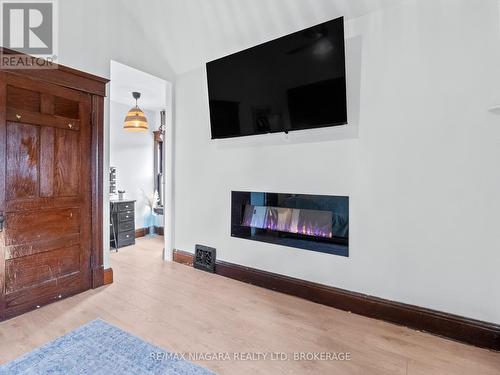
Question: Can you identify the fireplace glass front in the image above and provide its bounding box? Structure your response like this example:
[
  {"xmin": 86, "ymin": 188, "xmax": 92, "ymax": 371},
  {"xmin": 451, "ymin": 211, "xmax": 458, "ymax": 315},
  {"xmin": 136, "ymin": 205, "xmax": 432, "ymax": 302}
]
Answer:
[{"xmin": 231, "ymin": 191, "xmax": 348, "ymax": 257}]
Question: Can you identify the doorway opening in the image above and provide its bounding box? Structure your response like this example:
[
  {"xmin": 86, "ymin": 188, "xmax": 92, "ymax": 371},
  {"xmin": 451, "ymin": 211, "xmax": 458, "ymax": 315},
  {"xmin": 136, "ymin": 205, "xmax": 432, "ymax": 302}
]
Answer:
[{"xmin": 109, "ymin": 61, "xmax": 172, "ymax": 257}]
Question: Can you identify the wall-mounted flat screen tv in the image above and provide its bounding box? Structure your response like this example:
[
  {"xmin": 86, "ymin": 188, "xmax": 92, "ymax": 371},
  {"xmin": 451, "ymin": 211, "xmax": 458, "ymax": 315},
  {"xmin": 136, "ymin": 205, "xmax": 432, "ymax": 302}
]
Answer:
[{"xmin": 206, "ymin": 17, "xmax": 347, "ymax": 139}]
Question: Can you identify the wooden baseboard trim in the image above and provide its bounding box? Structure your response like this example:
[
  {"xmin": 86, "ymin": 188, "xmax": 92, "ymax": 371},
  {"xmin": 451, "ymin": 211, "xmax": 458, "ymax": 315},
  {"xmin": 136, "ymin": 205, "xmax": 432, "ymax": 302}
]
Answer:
[
  {"xmin": 135, "ymin": 227, "xmax": 148, "ymax": 238},
  {"xmin": 136, "ymin": 227, "xmax": 164, "ymax": 238},
  {"xmin": 173, "ymin": 249, "xmax": 194, "ymax": 267},
  {"xmin": 172, "ymin": 249, "xmax": 500, "ymax": 351},
  {"xmin": 103, "ymin": 268, "xmax": 113, "ymax": 285}
]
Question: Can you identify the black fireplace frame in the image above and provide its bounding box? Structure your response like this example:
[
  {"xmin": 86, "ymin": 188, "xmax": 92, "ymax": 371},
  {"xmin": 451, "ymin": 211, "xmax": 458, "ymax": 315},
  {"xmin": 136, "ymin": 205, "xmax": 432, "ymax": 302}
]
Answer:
[{"xmin": 231, "ymin": 191, "xmax": 349, "ymax": 257}]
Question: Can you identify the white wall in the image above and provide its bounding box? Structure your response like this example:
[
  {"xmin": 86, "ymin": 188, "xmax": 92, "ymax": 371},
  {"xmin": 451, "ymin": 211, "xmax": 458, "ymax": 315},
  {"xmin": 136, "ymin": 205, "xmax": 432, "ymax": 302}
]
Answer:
[
  {"xmin": 174, "ymin": 0, "xmax": 500, "ymax": 324},
  {"xmin": 58, "ymin": 0, "xmax": 175, "ymax": 82},
  {"xmin": 117, "ymin": 0, "xmax": 404, "ymax": 75},
  {"xmin": 109, "ymin": 102, "xmax": 157, "ymax": 229}
]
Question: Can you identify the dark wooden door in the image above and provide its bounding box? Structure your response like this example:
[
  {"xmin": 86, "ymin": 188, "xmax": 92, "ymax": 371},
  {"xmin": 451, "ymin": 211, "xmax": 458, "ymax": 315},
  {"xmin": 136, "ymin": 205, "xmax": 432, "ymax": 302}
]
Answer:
[{"xmin": 0, "ymin": 72, "xmax": 93, "ymax": 319}]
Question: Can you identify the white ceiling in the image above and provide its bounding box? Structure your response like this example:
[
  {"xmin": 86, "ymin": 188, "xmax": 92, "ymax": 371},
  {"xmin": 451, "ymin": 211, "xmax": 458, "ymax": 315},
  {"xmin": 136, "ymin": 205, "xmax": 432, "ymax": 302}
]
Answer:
[
  {"xmin": 110, "ymin": 60, "xmax": 168, "ymax": 111},
  {"xmin": 120, "ymin": 0, "xmax": 405, "ymax": 75}
]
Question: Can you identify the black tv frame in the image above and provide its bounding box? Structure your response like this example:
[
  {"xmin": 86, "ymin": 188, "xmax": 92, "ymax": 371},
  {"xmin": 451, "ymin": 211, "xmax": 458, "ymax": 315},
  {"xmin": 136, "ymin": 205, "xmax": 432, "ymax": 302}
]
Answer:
[{"xmin": 206, "ymin": 17, "xmax": 347, "ymax": 139}]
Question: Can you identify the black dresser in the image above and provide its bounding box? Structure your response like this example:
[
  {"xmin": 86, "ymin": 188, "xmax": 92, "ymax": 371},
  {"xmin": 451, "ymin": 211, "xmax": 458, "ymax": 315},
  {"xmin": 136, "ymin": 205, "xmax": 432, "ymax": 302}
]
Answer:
[{"xmin": 110, "ymin": 200, "xmax": 136, "ymax": 250}]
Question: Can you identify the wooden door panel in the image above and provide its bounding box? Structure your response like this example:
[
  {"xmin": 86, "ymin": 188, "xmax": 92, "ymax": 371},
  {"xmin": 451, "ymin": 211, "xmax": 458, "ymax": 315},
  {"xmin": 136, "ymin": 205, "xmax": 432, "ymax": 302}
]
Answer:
[
  {"xmin": 2, "ymin": 78, "xmax": 91, "ymax": 317},
  {"xmin": 2, "ymin": 77, "xmax": 88, "ymax": 315},
  {"xmin": 6, "ymin": 122, "xmax": 39, "ymax": 201},
  {"xmin": 54, "ymin": 128, "xmax": 80, "ymax": 197},
  {"xmin": 3, "ymin": 72, "xmax": 83, "ymax": 102},
  {"xmin": 4, "ymin": 273, "xmax": 82, "ymax": 319},
  {"xmin": 40, "ymin": 126, "xmax": 54, "ymax": 197},
  {"xmin": 6, "ymin": 108, "xmax": 81, "ymax": 131},
  {"xmin": 0, "ymin": 63, "xmax": 105, "ymax": 321},
  {"xmin": 6, "ymin": 85, "xmax": 40, "ymax": 112},
  {"xmin": 5, "ymin": 233, "xmax": 80, "ymax": 259},
  {"xmin": 4, "ymin": 208, "xmax": 80, "ymax": 246},
  {"xmin": 54, "ymin": 96, "xmax": 80, "ymax": 119},
  {"xmin": 5, "ymin": 245, "xmax": 80, "ymax": 294},
  {"xmin": 4, "ymin": 197, "xmax": 82, "ymax": 212}
]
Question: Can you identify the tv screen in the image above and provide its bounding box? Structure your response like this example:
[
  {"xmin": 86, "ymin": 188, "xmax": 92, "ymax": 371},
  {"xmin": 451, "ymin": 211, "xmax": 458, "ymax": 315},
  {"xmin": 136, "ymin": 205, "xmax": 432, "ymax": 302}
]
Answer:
[{"xmin": 206, "ymin": 17, "xmax": 347, "ymax": 139}]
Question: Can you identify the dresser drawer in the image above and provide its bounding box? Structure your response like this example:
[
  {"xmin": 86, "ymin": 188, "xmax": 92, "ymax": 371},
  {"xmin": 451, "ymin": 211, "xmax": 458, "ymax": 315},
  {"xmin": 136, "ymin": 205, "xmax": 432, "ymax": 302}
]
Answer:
[
  {"xmin": 117, "ymin": 230, "xmax": 135, "ymax": 247},
  {"xmin": 116, "ymin": 201, "xmax": 134, "ymax": 212},
  {"xmin": 118, "ymin": 220, "xmax": 134, "ymax": 233},
  {"xmin": 118, "ymin": 212, "xmax": 134, "ymax": 222}
]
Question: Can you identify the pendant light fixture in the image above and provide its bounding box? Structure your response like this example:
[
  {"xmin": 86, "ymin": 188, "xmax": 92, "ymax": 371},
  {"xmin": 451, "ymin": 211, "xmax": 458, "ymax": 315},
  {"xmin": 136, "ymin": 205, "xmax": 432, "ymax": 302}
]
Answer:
[{"xmin": 123, "ymin": 91, "xmax": 148, "ymax": 132}]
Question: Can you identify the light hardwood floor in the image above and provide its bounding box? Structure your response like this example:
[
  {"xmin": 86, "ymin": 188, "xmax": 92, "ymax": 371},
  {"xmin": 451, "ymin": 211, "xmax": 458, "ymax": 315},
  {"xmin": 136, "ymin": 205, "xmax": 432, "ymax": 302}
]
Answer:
[{"xmin": 0, "ymin": 236, "xmax": 499, "ymax": 374}]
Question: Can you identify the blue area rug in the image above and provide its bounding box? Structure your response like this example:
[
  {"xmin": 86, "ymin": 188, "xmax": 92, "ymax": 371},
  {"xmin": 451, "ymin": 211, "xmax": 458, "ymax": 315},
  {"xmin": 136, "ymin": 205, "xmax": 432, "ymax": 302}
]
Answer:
[{"xmin": 0, "ymin": 319, "xmax": 215, "ymax": 375}]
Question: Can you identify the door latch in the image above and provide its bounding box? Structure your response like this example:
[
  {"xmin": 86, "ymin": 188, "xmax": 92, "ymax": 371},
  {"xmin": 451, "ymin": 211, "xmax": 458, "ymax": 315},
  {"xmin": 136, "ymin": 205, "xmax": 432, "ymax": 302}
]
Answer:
[{"xmin": 0, "ymin": 213, "xmax": 5, "ymax": 232}]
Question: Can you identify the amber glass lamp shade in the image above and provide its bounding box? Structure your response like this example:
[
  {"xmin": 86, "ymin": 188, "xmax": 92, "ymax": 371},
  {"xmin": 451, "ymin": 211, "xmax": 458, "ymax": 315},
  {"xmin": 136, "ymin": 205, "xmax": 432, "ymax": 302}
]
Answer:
[{"xmin": 124, "ymin": 92, "xmax": 148, "ymax": 132}]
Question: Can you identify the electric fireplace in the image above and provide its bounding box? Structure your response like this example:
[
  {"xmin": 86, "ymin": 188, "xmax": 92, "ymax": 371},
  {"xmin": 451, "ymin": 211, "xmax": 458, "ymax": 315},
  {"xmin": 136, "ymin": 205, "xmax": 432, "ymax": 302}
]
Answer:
[{"xmin": 231, "ymin": 191, "xmax": 349, "ymax": 257}]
